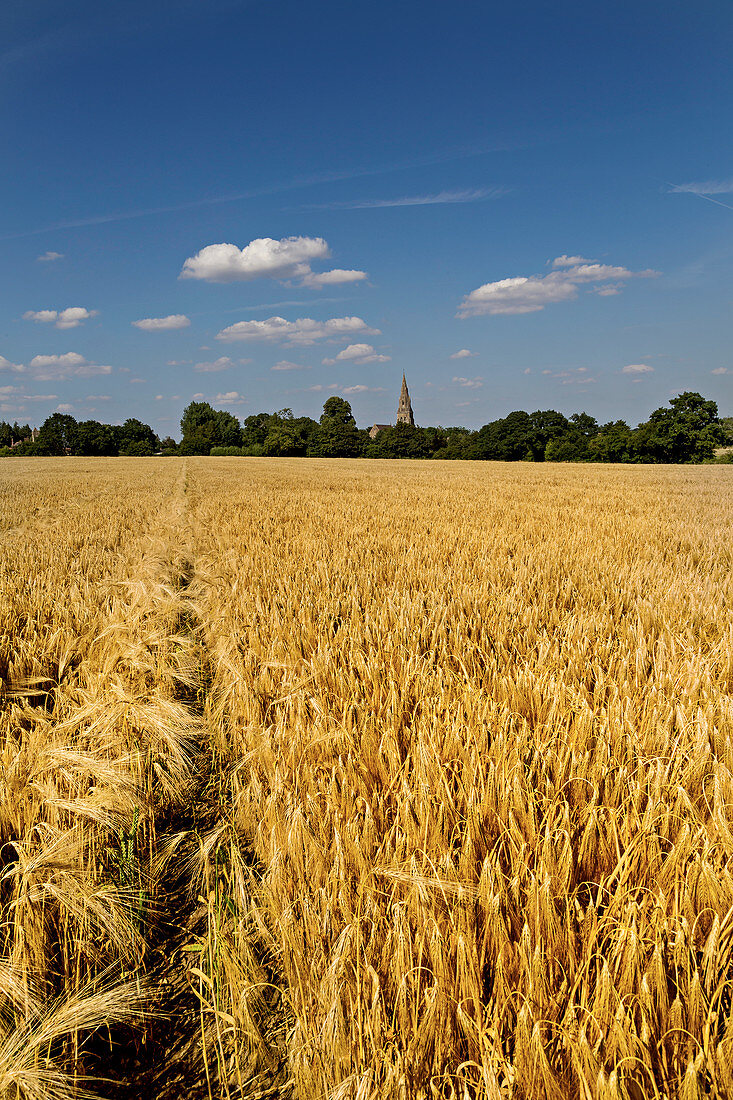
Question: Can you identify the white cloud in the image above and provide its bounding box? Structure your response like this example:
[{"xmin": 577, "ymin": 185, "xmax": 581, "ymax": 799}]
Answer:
[
  {"xmin": 192, "ymin": 392, "xmax": 205, "ymax": 399},
  {"xmin": 84, "ymin": 394, "xmax": 110, "ymax": 401},
  {"xmin": 216, "ymin": 315, "xmax": 379, "ymax": 346},
  {"xmin": 194, "ymin": 356, "xmax": 235, "ymax": 372},
  {"xmin": 37, "ymin": 251, "xmax": 63, "ymax": 262},
  {"xmin": 0, "ymin": 385, "xmax": 21, "ymax": 395},
  {"xmin": 523, "ymin": 368, "xmax": 531, "ymax": 375},
  {"xmin": 23, "ymin": 393, "xmax": 58, "ymax": 401},
  {"xmin": 450, "ymin": 349, "xmax": 477, "ymax": 359},
  {"xmin": 55, "ymin": 403, "xmax": 74, "ymax": 413},
  {"xmin": 458, "ymin": 258, "xmax": 658, "ymax": 317},
  {"xmin": 56, "ymin": 307, "xmax": 96, "ymax": 329},
  {"xmin": 180, "ymin": 235, "xmax": 367, "ymax": 289},
  {"xmin": 0, "ymin": 355, "xmax": 25, "ymax": 374},
  {"xmin": 453, "ymin": 376, "xmax": 484, "ymax": 389},
  {"xmin": 132, "ymin": 314, "xmax": 190, "ymax": 331},
  {"xmin": 551, "ymin": 255, "xmax": 593, "ymax": 268},
  {"xmin": 180, "ymin": 236, "xmax": 329, "ymax": 283},
  {"xmin": 322, "ymin": 342, "xmax": 390, "ymax": 365},
  {"xmin": 593, "ymin": 284, "xmax": 622, "ymax": 296},
  {"xmin": 215, "ymin": 391, "xmax": 246, "ymax": 404},
  {"xmin": 670, "ymin": 178, "xmax": 733, "ymax": 195},
  {"xmin": 28, "ymin": 353, "xmax": 113, "ymax": 380},
  {"xmin": 271, "ymin": 360, "xmax": 309, "ymax": 371},
  {"xmin": 711, "ymin": 367, "xmax": 729, "ymax": 375},
  {"xmin": 167, "ymin": 359, "xmax": 192, "ymax": 366},
  {"xmin": 621, "ymin": 363, "xmax": 654, "ymax": 375},
  {"xmin": 23, "ymin": 307, "xmax": 97, "ymax": 329},
  {"xmin": 300, "ymin": 268, "xmax": 368, "ymax": 288}
]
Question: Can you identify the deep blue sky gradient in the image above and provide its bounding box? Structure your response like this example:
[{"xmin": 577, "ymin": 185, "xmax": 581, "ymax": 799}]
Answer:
[{"xmin": 1, "ymin": 0, "xmax": 731, "ymax": 432}]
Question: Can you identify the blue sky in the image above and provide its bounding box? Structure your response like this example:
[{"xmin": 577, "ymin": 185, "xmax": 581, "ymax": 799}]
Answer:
[{"xmin": 1, "ymin": 0, "xmax": 732, "ymax": 434}]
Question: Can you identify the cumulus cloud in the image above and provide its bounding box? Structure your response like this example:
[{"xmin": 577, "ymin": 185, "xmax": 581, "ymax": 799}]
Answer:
[
  {"xmin": 0, "ymin": 355, "xmax": 25, "ymax": 374},
  {"xmin": 450, "ymin": 349, "xmax": 477, "ymax": 359},
  {"xmin": 621, "ymin": 363, "xmax": 654, "ymax": 375},
  {"xmin": 322, "ymin": 342, "xmax": 391, "ymax": 365},
  {"xmin": 216, "ymin": 391, "xmax": 246, "ymax": 404},
  {"xmin": 551, "ymin": 255, "xmax": 593, "ymax": 268},
  {"xmin": 712, "ymin": 367, "xmax": 729, "ymax": 375},
  {"xmin": 56, "ymin": 403, "xmax": 74, "ymax": 413},
  {"xmin": 37, "ymin": 251, "xmax": 64, "ymax": 262},
  {"xmin": 28, "ymin": 353, "xmax": 113, "ymax": 380},
  {"xmin": 180, "ymin": 235, "xmax": 367, "ymax": 288},
  {"xmin": 216, "ymin": 315, "xmax": 379, "ymax": 346},
  {"xmin": 194, "ymin": 356, "xmax": 235, "ymax": 372},
  {"xmin": 669, "ymin": 178, "xmax": 733, "ymax": 194},
  {"xmin": 453, "ymin": 376, "xmax": 484, "ymax": 389},
  {"xmin": 24, "ymin": 307, "xmax": 97, "ymax": 329},
  {"xmin": 132, "ymin": 315, "xmax": 190, "ymax": 331},
  {"xmin": 271, "ymin": 360, "xmax": 309, "ymax": 371},
  {"xmin": 300, "ymin": 268, "xmax": 368, "ymax": 288},
  {"xmin": 181, "ymin": 236, "xmax": 328, "ymax": 283},
  {"xmin": 458, "ymin": 258, "xmax": 658, "ymax": 317},
  {"xmin": 0, "ymin": 385, "xmax": 20, "ymax": 395}
]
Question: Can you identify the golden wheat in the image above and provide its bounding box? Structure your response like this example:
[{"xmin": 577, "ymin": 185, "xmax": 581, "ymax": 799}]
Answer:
[{"xmin": 2, "ymin": 456, "xmax": 733, "ymax": 1099}]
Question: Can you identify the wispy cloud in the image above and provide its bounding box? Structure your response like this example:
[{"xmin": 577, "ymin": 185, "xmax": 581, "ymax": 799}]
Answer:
[
  {"xmin": 670, "ymin": 178, "xmax": 733, "ymax": 195},
  {"xmin": 669, "ymin": 179, "xmax": 733, "ymax": 213},
  {"xmin": 0, "ymin": 144, "xmax": 511, "ymax": 242},
  {"xmin": 307, "ymin": 187, "xmax": 507, "ymax": 210},
  {"xmin": 37, "ymin": 251, "xmax": 63, "ymax": 262}
]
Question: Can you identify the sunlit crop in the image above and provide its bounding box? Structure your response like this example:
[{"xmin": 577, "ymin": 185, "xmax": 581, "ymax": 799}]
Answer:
[{"xmin": 2, "ymin": 456, "xmax": 732, "ymax": 1099}]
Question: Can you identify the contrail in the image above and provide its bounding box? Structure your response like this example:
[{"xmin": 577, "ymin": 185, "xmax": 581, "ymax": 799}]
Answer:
[{"xmin": 668, "ymin": 183, "xmax": 733, "ymax": 213}]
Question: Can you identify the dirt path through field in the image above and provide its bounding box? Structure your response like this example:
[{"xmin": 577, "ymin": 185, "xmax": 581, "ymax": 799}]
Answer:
[{"xmin": 94, "ymin": 461, "xmax": 291, "ymax": 1099}]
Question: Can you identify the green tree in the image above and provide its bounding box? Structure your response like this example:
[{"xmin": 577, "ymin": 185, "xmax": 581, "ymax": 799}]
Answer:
[
  {"xmin": 117, "ymin": 417, "xmax": 158, "ymax": 455},
  {"xmin": 180, "ymin": 401, "xmax": 243, "ymax": 455},
  {"xmin": 262, "ymin": 419, "xmax": 307, "ymax": 456},
  {"xmin": 370, "ymin": 422, "xmax": 430, "ymax": 458},
  {"xmin": 473, "ymin": 411, "xmax": 535, "ymax": 460},
  {"xmin": 528, "ymin": 410, "xmax": 571, "ymax": 461},
  {"xmin": 635, "ymin": 392, "xmax": 724, "ymax": 463},
  {"xmin": 308, "ymin": 398, "xmax": 361, "ymax": 457},
  {"xmin": 75, "ymin": 420, "xmax": 119, "ymax": 456},
  {"xmin": 589, "ymin": 420, "xmax": 636, "ymax": 463},
  {"xmin": 35, "ymin": 413, "xmax": 78, "ymax": 456}
]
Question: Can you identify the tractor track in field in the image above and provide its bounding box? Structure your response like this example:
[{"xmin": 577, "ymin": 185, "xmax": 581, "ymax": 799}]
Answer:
[{"xmin": 92, "ymin": 463, "xmax": 291, "ymax": 1100}]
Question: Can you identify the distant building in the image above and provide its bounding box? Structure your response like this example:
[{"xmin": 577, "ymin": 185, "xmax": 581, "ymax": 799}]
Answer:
[
  {"xmin": 370, "ymin": 374, "xmax": 415, "ymax": 438},
  {"xmin": 368, "ymin": 423, "xmax": 391, "ymax": 440},
  {"xmin": 396, "ymin": 373, "xmax": 414, "ymax": 427}
]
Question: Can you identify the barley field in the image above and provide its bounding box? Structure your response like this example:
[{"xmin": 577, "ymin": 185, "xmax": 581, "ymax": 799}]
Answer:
[{"xmin": 1, "ymin": 457, "xmax": 732, "ymax": 1100}]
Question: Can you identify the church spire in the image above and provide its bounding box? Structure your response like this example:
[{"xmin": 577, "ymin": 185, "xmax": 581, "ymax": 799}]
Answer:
[{"xmin": 396, "ymin": 373, "xmax": 415, "ymax": 426}]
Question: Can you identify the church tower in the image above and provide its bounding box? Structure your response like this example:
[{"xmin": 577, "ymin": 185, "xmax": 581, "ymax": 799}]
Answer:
[{"xmin": 396, "ymin": 373, "xmax": 415, "ymax": 426}]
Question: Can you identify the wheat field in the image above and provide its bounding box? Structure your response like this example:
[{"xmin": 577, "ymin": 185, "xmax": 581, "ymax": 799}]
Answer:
[{"xmin": 1, "ymin": 457, "xmax": 732, "ymax": 1100}]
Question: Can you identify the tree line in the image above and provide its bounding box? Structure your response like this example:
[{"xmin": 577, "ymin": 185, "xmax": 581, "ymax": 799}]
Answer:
[{"xmin": 2, "ymin": 392, "xmax": 732, "ymax": 463}]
